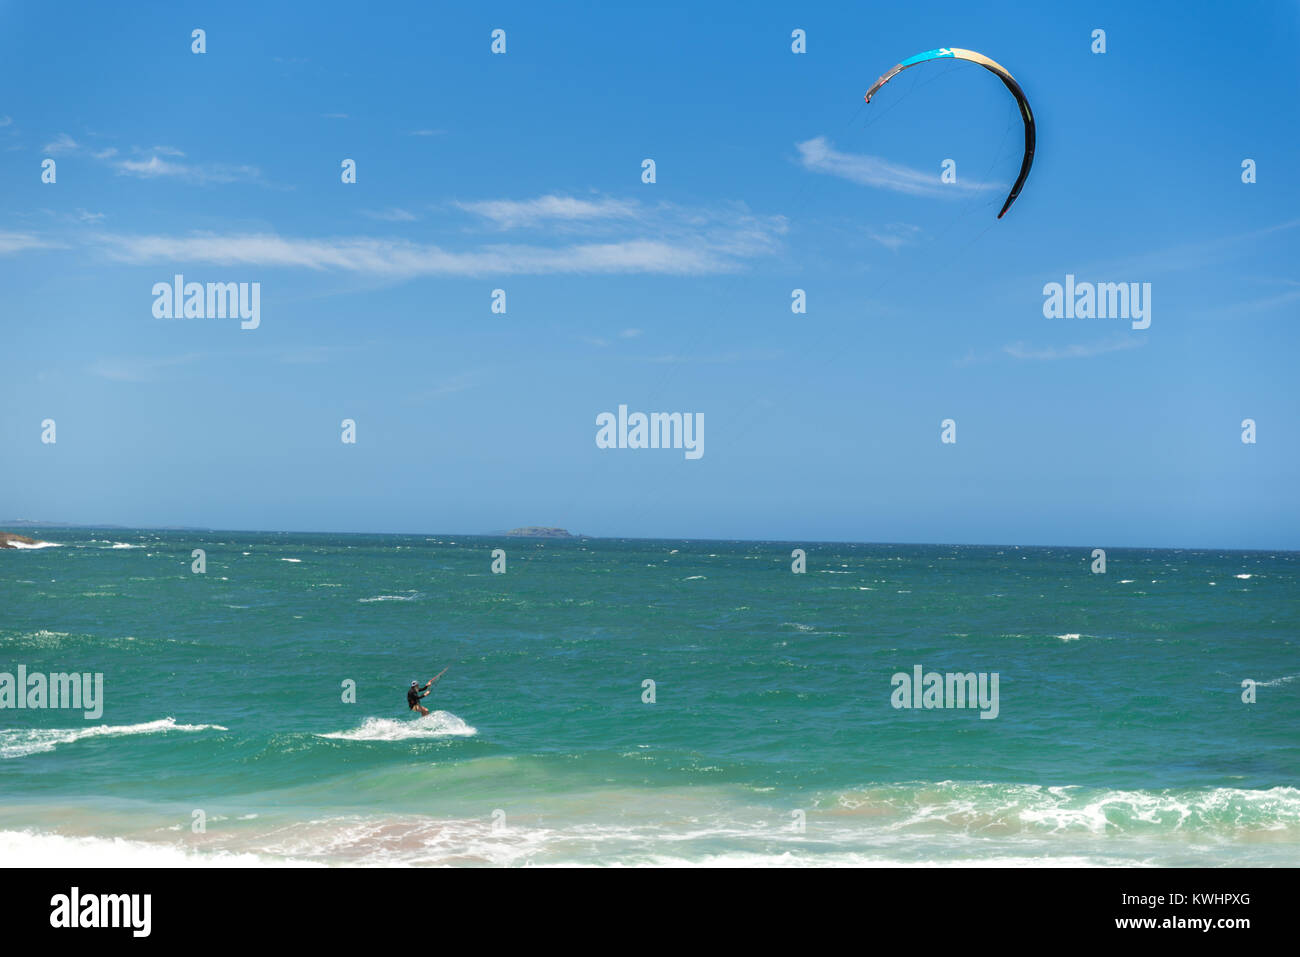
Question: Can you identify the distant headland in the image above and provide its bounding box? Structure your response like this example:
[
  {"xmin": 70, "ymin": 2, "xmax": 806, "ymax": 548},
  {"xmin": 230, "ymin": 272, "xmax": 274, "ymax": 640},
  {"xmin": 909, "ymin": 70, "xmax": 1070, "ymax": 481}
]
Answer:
[{"xmin": 505, "ymin": 527, "xmax": 576, "ymax": 539}]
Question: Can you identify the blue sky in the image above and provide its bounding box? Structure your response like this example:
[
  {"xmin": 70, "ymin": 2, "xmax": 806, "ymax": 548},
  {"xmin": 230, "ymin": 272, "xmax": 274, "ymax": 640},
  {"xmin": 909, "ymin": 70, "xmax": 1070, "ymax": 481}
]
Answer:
[{"xmin": 2, "ymin": 0, "xmax": 1297, "ymax": 548}]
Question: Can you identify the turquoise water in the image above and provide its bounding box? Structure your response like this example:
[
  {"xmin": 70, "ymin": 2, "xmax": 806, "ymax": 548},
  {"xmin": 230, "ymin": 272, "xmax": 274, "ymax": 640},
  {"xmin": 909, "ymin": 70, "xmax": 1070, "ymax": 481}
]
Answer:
[{"xmin": 1, "ymin": 529, "xmax": 1297, "ymax": 866}]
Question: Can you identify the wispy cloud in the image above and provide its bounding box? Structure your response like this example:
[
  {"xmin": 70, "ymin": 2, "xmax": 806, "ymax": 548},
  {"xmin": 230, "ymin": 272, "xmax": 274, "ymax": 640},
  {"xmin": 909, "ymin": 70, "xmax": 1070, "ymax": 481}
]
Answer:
[
  {"xmin": 0, "ymin": 232, "xmax": 64, "ymax": 255},
  {"xmin": 1079, "ymin": 219, "xmax": 1300, "ymax": 278},
  {"xmin": 45, "ymin": 136, "xmax": 263, "ymax": 184},
  {"xmin": 43, "ymin": 133, "xmax": 78, "ymax": 154},
  {"xmin": 90, "ymin": 353, "xmax": 206, "ymax": 382},
  {"xmin": 580, "ymin": 329, "xmax": 641, "ymax": 347},
  {"xmin": 1197, "ymin": 281, "xmax": 1300, "ymax": 320},
  {"xmin": 796, "ymin": 136, "xmax": 995, "ymax": 197},
  {"xmin": 362, "ymin": 207, "xmax": 419, "ymax": 222},
  {"xmin": 93, "ymin": 232, "xmax": 772, "ymax": 276},
  {"xmin": 866, "ymin": 223, "xmax": 923, "ymax": 250},
  {"xmin": 1002, "ymin": 337, "xmax": 1145, "ymax": 361},
  {"xmin": 408, "ymin": 372, "xmax": 477, "ymax": 402},
  {"xmin": 0, "ymin": 116, "xmax": 13, "ymax": 128},
  {"xmin": 90, "ymin": 196, "xmax": 785, "ymax": 277},
  {"xmin": 278, "ymin": 344, "xmax": 361, "ymax": 364},
  {"xmin": 322, "ymin": 113, "xmax": 349, "ymax": 119},
  {"xmin": 114, "ymin": 150, "xmax": 264, "ymax": 184},
  {"xmin": 455, "ymin": 195, "xmax": 641, "ymax": 229},
  {"xmin": 410, "ymin": 129, "xmax": 445, "ymax": 137},
  {"xmin": 38, "ymin": 135, "xmax": 265, "ymax": 184},
  {"xmin": 639, "ymin": 348, "xmax": 784, "ymax": 364}
]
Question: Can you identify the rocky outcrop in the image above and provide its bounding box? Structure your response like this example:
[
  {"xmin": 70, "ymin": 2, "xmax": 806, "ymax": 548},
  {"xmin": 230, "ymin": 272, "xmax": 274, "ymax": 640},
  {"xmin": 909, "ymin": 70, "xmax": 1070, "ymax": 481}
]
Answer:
[{"xmin": 0, "ymin": 532, "xmax": 49, "ymax": 549}]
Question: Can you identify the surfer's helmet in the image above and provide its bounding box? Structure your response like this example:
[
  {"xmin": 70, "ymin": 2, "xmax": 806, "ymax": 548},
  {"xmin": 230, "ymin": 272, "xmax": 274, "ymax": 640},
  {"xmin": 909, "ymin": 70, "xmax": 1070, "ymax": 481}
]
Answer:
[{"xmin": 411, "ymin": 680, "xmax": 419, "ymax": 686}]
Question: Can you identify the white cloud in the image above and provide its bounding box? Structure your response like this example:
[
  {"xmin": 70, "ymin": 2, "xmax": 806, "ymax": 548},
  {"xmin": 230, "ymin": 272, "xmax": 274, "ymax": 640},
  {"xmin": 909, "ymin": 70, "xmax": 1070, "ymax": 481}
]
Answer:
[
  {"xmin": 796, "ymin": 136, "xmax": 995, "ymax": 197},
  {"xmin": 455, "ymin": 194, "xmax": 641, "ymax": 229},
  {"xmin": 279, "ymin": 344, "xmax": 356, "ymax": 364},
  {"xmin": 584, "ymin": 328, "xmax": 645, "ymax": 347},
  {"xmin": 1002, "ymin": 337, "xmax": 1145, "ymax": 361},
  {"xmin": 1080, "ymin": 219, "xmax": 1300, "ymax": 278},
  {"xmin": 1204, "ymin": 285, "xmax": 1300, "ymax": 320},
  {"xmin": 90, "ymin": 353, "xmax": 205, "ymax": 382},
  {"xmin": 0, "ymin": 232, "xmax": 63, "ymax": 254},
  {"xmin": 43, "ymin": 133, "xmax": 78, "ymax": 154},
  {"xmin": 90, "ymin": 198, "xmax": 785, "ymax": 277},
  {"xmin": 114, "ymin": 153, "xmax": 263, "ymax": 184},
  {"xmin": 867, "ymin": 223, "xmax": 923, "ymax": 250},
  {"xmin": 639, "ymin": 348, "xmax": 784, "ymax": 364},
  {"xmin": 362, "ymin": 208, "xmax": 419, "ymax": 222},
  {"xmin": 94, "ymin": 232, "xmax": 770, "ymax": 276},
  {"xmin": 408, "ymin": 372, "xmax": 477, "ymax": 402},
  {"xmin": 116, "ymin": 155, "xmax": 183, "ymax": 177},
  {"xmin": 48, "ymin": 139, "xmax": 263, "ymax": 184}
]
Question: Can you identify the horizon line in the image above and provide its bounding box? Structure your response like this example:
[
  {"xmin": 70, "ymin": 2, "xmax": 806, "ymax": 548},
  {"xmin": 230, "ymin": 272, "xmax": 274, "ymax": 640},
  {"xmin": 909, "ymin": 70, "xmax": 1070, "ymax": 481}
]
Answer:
[{"xmin": 4, "ymin": 522, "xmax": 1296, "ymax": 555}]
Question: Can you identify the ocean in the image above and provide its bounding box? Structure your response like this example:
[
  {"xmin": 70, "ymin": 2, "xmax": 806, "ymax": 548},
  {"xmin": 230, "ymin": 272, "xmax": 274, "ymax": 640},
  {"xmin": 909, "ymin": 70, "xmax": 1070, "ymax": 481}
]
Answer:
[{"xmin": 1, "ymin": 530, "xmax": 1296, "ymax": 867}]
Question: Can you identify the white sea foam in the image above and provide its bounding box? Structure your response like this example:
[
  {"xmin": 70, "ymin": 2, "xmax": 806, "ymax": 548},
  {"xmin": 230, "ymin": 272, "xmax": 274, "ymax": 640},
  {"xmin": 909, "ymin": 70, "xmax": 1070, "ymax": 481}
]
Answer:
[
  {"xmin": 318, "ymin": 712, "xmax": 477, "ymax": 741},
  {"xmin": 281, "ymin": 558, "xmax": 302, "ymax": 563},
  {"xmin": 836, "ymin": 781, "xmax": 1300, "ymax": 838},
  {"xmin": 6, "ymin": 781, "xmax": 1296, "ymax": 867},
  {"xmin": 0, "ymin": 717, "xmax": 228, "ymax": 759},
  {"xmin": 256, "ymin": 816, "xmax": 1113, "ymax": 867},
  {"xmin": 1257, "ymin": 674, "xmax": 1299, "ymax": 688},
  {"xmin": 2, "ymin": 540, "xmax": 63, "ymax": 550},
  {"xmin": 358, "ymin": 592, "xmax": 421, "ymax": 603},
  {"xmin": 0, "ymin": 829, "xmax": 320, "ymax": 867},
  {"xmin": 1235, "ymin": 573, "xmax": 1253, "ymax": 579},
  {"xmin": 1056, "ymin": 633, "xmax": 1082, "ymax": 642},
  {"xmin": 2, "ymin": 629, "xmax": 72, "ymax": 644}
]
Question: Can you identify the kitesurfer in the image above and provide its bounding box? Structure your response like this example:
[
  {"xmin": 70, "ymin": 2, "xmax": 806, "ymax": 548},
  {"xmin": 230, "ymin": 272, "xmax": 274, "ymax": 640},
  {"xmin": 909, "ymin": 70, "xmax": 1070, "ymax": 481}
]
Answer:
[{"xmin": 408, "ymin": 678, "xmax": 434, "ymax": 716}]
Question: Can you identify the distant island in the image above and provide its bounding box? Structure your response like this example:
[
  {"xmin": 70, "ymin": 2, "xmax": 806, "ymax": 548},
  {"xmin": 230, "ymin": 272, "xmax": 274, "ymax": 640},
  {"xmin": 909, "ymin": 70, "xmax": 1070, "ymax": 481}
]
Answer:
[{"xmin": 505, "ymin": 527, "xmax": 575, "ymax": 539}]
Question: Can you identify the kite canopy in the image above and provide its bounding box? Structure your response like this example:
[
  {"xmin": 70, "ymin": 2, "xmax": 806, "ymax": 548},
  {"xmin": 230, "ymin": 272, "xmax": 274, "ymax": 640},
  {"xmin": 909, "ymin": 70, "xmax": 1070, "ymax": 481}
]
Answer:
[{"xmin": 864, "ymin": 47, "xmax": 1035, "ymax": 219}]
